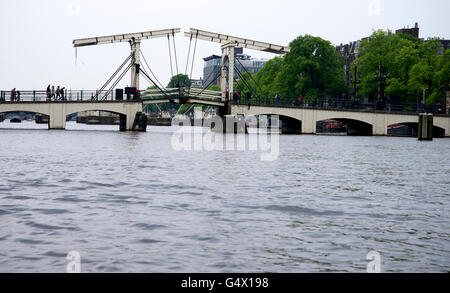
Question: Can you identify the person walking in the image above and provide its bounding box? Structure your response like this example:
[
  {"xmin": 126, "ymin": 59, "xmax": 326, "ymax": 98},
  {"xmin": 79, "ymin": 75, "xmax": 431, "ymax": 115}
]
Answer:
[
  {"xmin": 420, "ymin": 100, "xmax": 426, "ymax": 113},
  {"xmin": 299, "ymin": 94, "xmax": 303, "ymax": 107},
  {"xmin": 46, "ymin": 85, "xmax": 51, "ymax": 101},
  {"xmin": 60, "ymin": 87, "xmax": 65, "ymax": 101},
  {"xmin": 51, "ymin": 86, "xmax": 55, "ymax": 101},
  {"xmin": 275, "ymin": 93, "xmax": 281, "ymax": 105},
  {"xmin": 10, "ymin": 88, "xmax": 16, "ymax": 101},
  {"xmin": 56, "ymin": 86, "xmax": 61, "ymax": 100}
]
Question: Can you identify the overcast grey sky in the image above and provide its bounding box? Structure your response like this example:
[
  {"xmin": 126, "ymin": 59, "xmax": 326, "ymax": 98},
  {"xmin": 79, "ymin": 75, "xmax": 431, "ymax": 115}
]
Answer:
[{"xmin": 0, "ymin": 0, "xmax": 449, "ymax": 90}]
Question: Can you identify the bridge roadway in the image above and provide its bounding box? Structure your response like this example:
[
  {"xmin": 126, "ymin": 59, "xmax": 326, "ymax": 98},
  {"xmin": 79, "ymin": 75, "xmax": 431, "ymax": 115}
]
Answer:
[
  {"xmin": 1, "ymin": 98, "xmax": 450, "ymax": 137},
  {"xmin": 0, "ymin": 100, "xmax": 144, "ymax": 131},
  {"xmin": 230, "ymin": 104, "xmax": 450, "ymax": 137}
]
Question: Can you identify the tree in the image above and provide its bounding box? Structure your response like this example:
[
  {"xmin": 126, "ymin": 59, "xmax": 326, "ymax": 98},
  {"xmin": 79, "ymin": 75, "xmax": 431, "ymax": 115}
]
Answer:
[
  {"xmin": 207, "ymin": 85, "xmax": 221, "ymax": 91},
  {"xmin": 354, "ymin": 30, "xmax": 448, "ymax": 108},
  {"xmin": 167, "ymin": 74, "xmax": 191, "ymax": 88},
  {"xmin": 431, "ymin": 49, "xmax": 450, "ymax": 105},
  {"xmin": 236, "ymin": 71, "xmax": 259, "ymax": 96},
  {"xmin": 254, "ymin": 35, "xmax": 347, "ymax": 103},
  {"xmin": 408, "ymin": 40, "xmax": 442, "ymax": 105},
  {"xmin": 355, "ymin": 30, "xmax": 419, "ymax": 102}
]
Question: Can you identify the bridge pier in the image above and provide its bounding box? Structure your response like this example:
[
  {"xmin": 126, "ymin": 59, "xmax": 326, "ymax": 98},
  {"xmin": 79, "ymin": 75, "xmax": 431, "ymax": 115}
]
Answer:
[{"xmin": 49, "ymin": 104, "xmax": 67, "ymax": 130}]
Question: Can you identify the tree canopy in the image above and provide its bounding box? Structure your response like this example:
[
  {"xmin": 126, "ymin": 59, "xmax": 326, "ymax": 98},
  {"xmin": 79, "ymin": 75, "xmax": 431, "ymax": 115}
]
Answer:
[
  {"xmin": 251, "ymin": 35, "xmax": 347, "ymax": 103},
  {"xmin": 167, "ymin": 74, "xmax": 191, "ymax": 88},
  {"xmin": 354, "ymin": 30, "xmax": 449, "ymax": 106}
]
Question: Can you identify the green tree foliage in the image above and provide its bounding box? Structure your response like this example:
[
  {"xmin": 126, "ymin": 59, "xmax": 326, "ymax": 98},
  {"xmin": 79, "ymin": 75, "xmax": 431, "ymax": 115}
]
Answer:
[
  {"xmin": 236, "ymin": 71, "xmax": 258, "ymax": 96},
  {"xmin": 207, "ymin": 85, "xmax": 221, "ymax": 91},
  {"xmin": 253, "ymin": 35, "xmax": 347, "ymax": 103},
  {"xmin": 167, "ymin": 74, "xmax": 191, "ymax": 88},
  {"xmin": 355, "ymin": 30, "xmax": 448, "ymax": 106}
]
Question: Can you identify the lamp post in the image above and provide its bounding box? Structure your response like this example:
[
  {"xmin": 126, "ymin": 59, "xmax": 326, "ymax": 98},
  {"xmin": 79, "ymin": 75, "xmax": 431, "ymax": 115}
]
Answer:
[
  {"xmin": 351, "ymin": 65, "xmax": 361, "ymax": 101},
  {"xmin": 374, "ymin": 62, "xmax": 387, "ymax": 110}
]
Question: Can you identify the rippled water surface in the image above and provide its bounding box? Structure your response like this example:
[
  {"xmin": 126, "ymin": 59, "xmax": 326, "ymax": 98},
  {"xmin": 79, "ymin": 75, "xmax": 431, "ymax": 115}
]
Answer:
[{"xmin": 0, "ymin": 121, "xmax": 449, "ymax": 272}]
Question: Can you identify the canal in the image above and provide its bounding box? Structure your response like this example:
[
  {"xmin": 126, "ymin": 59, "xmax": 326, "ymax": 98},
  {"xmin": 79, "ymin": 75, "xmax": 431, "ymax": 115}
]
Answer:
[{"xmin": 0, "ymin": 121, "xmax": 449, "ymax": 272}]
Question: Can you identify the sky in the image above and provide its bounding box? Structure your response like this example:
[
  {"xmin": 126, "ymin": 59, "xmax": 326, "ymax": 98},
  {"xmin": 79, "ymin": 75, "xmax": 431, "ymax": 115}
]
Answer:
[{"xmin": 0, "ymin": 0, "xmax": 449, "ymax": 90}]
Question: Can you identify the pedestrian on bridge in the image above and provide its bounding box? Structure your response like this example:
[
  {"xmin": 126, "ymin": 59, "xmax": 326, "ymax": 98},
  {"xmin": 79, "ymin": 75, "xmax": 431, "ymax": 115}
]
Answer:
[
  {"xmin": 420, "ymin": 100, "xmax": 426, "ymax": 113},
  {"xmin": 46, "ymin": 85, "xmax": 51, "ymax": 101},
  {"xmin": 51, "ymin": 86, "xmax": 55, "ymax": 100},
  {"xmin": 275, "ymin": 93, "xmax": 281, "ymax": 105},
  {"xmin": 56, "ymin": 86, "xmax": 61, "ymax": 100},
  {"xmin": 60, "ymin": 87, "xmax": 66, "ymax": 101},
  {"xmin": 10, "ymin": 88, "xmax": 16, "ymax": 101}
]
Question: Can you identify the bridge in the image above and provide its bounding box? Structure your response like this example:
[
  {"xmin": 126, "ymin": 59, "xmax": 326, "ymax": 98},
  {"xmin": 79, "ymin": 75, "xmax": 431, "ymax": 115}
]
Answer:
[
  {"xmin": 230, "ymin": 103, "xmax": 450, "ymax": 137},
  {"xmin": 0, "ymin": 91, "xmax": 144, "ymax": 131},
  {"xmin": 2, "ymin": 27, "xmax": 450, "ymax": 137}
]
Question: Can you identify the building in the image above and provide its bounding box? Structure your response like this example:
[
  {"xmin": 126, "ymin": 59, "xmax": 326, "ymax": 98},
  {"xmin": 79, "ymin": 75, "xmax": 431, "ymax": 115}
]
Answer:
[
  {"xmin": 437, "ymin": 40, "xmax": 450, "ymax": 56},
  {"xmin": 190, "ymin": 78, "xmax": 203, "ymax": 89},
  {"xmin": 335, "ymin": 41, "xmax": 361, "ymax": 86},
  {"xmin": 395, "ymin": 22, "xmax": 420, "ymax": 38},
  {"xmin": 202, "ymin": 47, "xmax": 267, "ymax": 89},
  {"xmin": 336, "ymin": 23, "xmax": 450, "ymax": 105}
]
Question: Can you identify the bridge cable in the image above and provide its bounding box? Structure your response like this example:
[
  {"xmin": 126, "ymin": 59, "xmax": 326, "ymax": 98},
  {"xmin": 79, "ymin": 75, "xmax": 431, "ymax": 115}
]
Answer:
[
  {"xmin": 95, "ymin": 52, "xmax": 132, "ymax": 100},
  {"xmin": 140, "ymin": 68, "xmax": 169, "ymax": 98},
  {"xmin": 167, "ymin": 35, "xmax": 174, "ymax": 78},
  {"xmin": 101, "ymin": 63, "xmax": 132, "ymax": 101},
  {"xmin": 140, "ymin": 67, "xmax": 168, "ymax": 97},
  {"xmin": 235, "ymin": 58, "xmax": 264, "ymax": 97},
  {"xmin": 139, "ymin": 49, "xmax": 167, "ymax": 91},
  {"xmin": 235, "ymin": 67, "xmax": 257, "ymax": 99},
  {"xmin": 172, "ymin": 31, "xmax": 180, "ymax": 78},
  {"xmin": 139, "ymin": 68, "xmax": 171, "ymax": 99},
  {"xmin": 185, "ymin": 35, "xmax": 193, "ymax": 76},
  {"xmin": 192, "ymin": 72, "xmax": 222, "ymax": 99},
  {"xmin": 171, "ymin": 31, "xmax": 182, "ymax": 94},
  {"xmin": 189, "ymin": 32, "xmax": 199, "ymax": 85},
  {"xmin": 93, "ymin": 53, "xmax": 133, "ymax": 100},
  {"xmin": 234, "ymin": 64, "xmax": 257, "ymax": 98}
]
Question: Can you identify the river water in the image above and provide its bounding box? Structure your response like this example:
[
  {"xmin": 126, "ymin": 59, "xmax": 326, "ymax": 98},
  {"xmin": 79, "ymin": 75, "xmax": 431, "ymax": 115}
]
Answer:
[{"xmin": 0, "ymin": 121, "xmax": 449, "ymax": 273}]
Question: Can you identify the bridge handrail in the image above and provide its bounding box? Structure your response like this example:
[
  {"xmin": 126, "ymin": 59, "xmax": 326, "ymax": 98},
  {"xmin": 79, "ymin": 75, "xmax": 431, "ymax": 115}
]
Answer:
[
  {"xmin": 0, "ymin": 89, "xmax": 133, "ymax": 102},
  {"xmin": 232, "ymin": 96, "xmax": 450, "ymax": 116}
]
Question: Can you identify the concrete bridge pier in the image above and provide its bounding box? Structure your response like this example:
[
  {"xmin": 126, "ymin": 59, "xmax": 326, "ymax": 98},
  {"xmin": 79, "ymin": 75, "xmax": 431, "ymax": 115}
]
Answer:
[{"xmin": 48, "ymin": 103, "xmax": 67, "ymax": 130}]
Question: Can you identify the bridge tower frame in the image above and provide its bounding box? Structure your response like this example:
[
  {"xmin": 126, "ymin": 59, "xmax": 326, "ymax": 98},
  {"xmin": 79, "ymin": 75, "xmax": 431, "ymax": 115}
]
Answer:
[
  {"xmin": 221, "ymin": 43, "xmax": 236, "ymax": 103},
  {"xmin": 184, "ymin": 28, "xmax": 290, "ymax": 105},
  {"xmin": 73, "ymin": 28, "xmax": 180, "ymax": 90}
]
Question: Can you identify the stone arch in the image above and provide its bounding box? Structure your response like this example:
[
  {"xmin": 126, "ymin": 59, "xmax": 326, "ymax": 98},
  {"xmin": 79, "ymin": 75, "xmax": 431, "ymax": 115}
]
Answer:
[
  {"xmin": 317, "ymin": 118, "xmax": 373, "ymax": 136},
  {"xmin": 0, "ymin": 105, "xmax": 51, "ymax": 116},
  {"xmin": 388, "ymin": 122, "xmax": 446, "ymax": 138},
  {"xmin": 0, "ymin": 110, "xmax": 50, "ymax": 117},
  {"xmin": 247, "ymin": 114, "xmax": 302, "ymax": 134}
]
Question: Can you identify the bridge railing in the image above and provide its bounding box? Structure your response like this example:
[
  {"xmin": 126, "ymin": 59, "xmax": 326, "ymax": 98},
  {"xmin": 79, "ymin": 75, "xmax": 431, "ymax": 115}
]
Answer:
[
  {"xmin": 141, "ymin": 87, "xmax": 223, "ymax": 103},
  {"xmin": 0, "ymin": 90, "xmax": 134, "ymax": 102},
  {"xmin": 233, "ymin": 95, "xmax": 450, "ymax": 116},
  {"xmin": 141, "ymin": 88, "xmax": 180, "ymax": 100}
]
